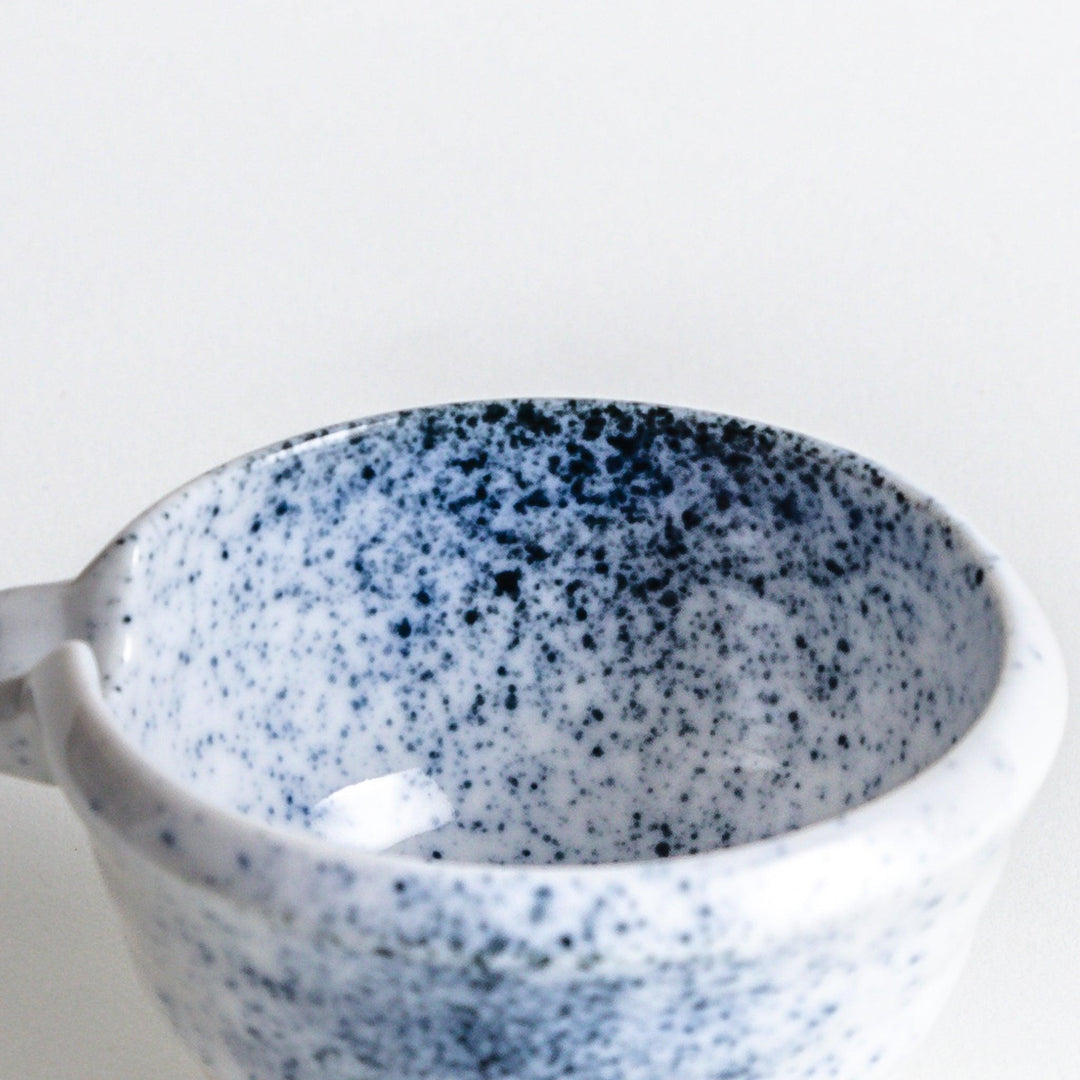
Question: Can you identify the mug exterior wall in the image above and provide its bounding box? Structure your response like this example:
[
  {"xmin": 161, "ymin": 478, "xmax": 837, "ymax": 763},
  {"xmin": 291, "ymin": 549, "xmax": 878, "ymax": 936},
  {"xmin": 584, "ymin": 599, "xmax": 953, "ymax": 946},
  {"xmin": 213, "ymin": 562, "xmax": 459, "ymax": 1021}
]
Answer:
[{"xmin": 88, "ymin": 821, "xmax": 1009, "ymax": 1080}]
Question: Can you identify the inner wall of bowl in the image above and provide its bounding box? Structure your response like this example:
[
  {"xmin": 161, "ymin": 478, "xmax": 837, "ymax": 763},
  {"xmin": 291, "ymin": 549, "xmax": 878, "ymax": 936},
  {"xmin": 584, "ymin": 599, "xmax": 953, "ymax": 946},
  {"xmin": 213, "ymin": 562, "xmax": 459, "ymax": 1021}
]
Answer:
[{"xmin": 96, "ymin": 401, "xmax": 1003, "ymax": 865}]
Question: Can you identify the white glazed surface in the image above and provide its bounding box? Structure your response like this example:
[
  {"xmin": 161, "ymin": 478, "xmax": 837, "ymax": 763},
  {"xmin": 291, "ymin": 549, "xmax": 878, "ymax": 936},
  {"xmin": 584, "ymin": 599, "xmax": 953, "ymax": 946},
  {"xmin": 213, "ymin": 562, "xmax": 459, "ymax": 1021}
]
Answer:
[{"xmin": 13, "ymin": 402, "xmax": 1066, "ymax": 1080}]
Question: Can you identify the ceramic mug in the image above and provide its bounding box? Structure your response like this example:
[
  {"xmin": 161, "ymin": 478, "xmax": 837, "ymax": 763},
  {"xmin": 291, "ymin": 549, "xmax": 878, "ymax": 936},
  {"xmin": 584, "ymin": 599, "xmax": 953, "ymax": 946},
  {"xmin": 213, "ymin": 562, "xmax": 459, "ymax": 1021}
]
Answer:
[{"xmin": 0, "ymin": 400, "xmax": 1066, "ymax": 1080}]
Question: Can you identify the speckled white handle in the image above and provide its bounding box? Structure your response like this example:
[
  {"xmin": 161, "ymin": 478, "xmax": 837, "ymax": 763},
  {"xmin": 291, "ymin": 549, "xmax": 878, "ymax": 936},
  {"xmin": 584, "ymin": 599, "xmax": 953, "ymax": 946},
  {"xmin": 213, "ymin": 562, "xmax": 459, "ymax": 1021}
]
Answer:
[{"xmin": 0, "ymin": 580, "xmax": 72, "ymax": 783}]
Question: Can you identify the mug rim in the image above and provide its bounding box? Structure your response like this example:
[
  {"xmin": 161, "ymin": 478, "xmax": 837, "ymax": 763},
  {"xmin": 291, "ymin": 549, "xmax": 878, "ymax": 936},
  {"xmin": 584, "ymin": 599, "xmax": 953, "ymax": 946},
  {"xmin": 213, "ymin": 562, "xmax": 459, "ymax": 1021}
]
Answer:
[{"xmin": 30, "ymin": 399, "xmax": 1068, "ymax": 920}]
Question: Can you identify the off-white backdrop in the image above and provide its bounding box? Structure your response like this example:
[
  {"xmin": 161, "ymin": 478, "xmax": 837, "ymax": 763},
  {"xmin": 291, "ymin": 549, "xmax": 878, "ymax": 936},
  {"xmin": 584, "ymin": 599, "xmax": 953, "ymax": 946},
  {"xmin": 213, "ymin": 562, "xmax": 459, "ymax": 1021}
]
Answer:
[{"xmin": 2, "ymin": 5, "xmax": 1077, "ymax": 1079}]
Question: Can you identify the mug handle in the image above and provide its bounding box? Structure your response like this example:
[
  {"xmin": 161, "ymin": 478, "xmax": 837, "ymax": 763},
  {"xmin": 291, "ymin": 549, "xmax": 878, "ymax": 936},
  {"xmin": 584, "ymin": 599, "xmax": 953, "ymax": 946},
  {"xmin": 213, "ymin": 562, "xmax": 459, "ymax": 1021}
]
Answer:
[{"xmin": 0, "ymin": 581, "xmax": 72, "ymax": 784}]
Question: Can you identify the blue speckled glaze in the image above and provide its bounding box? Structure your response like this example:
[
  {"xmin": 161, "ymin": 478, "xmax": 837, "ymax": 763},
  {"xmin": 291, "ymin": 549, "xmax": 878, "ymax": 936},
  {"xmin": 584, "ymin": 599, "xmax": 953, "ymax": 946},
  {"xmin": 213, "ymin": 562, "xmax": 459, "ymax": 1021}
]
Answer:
[
  {"xmin": 25, "ymin": 400, "xmax": 1063, "ymax": 1080},
  {"xmin": 89, "ymin": 401, "xmax": 998, "ymax": 862}
]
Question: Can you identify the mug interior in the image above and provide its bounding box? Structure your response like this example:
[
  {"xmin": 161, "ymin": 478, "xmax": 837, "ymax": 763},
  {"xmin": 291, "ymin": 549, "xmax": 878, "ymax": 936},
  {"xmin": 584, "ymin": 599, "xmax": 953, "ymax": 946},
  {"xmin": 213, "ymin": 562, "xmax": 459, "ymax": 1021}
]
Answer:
[{"xmin": 89, "ymin": 401, "xmax": 1004, "ymax": 865}]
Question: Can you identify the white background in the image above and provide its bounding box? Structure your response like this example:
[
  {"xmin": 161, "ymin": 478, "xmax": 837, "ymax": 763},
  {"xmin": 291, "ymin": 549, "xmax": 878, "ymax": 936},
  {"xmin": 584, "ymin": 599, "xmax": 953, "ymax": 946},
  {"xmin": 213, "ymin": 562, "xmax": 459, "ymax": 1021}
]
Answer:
[{"xmin": 1, "ymin": 4, "xmax": 1077, "ymax": 1078}]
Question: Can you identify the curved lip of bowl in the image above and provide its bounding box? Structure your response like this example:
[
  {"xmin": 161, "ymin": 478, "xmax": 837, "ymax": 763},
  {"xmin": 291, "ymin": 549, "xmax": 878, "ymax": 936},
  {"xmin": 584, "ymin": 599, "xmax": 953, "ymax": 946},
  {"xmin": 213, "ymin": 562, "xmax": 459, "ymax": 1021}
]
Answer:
[{"xmin": 29, "ymin": 400, "xmax": 1069, "ymax": 911}]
